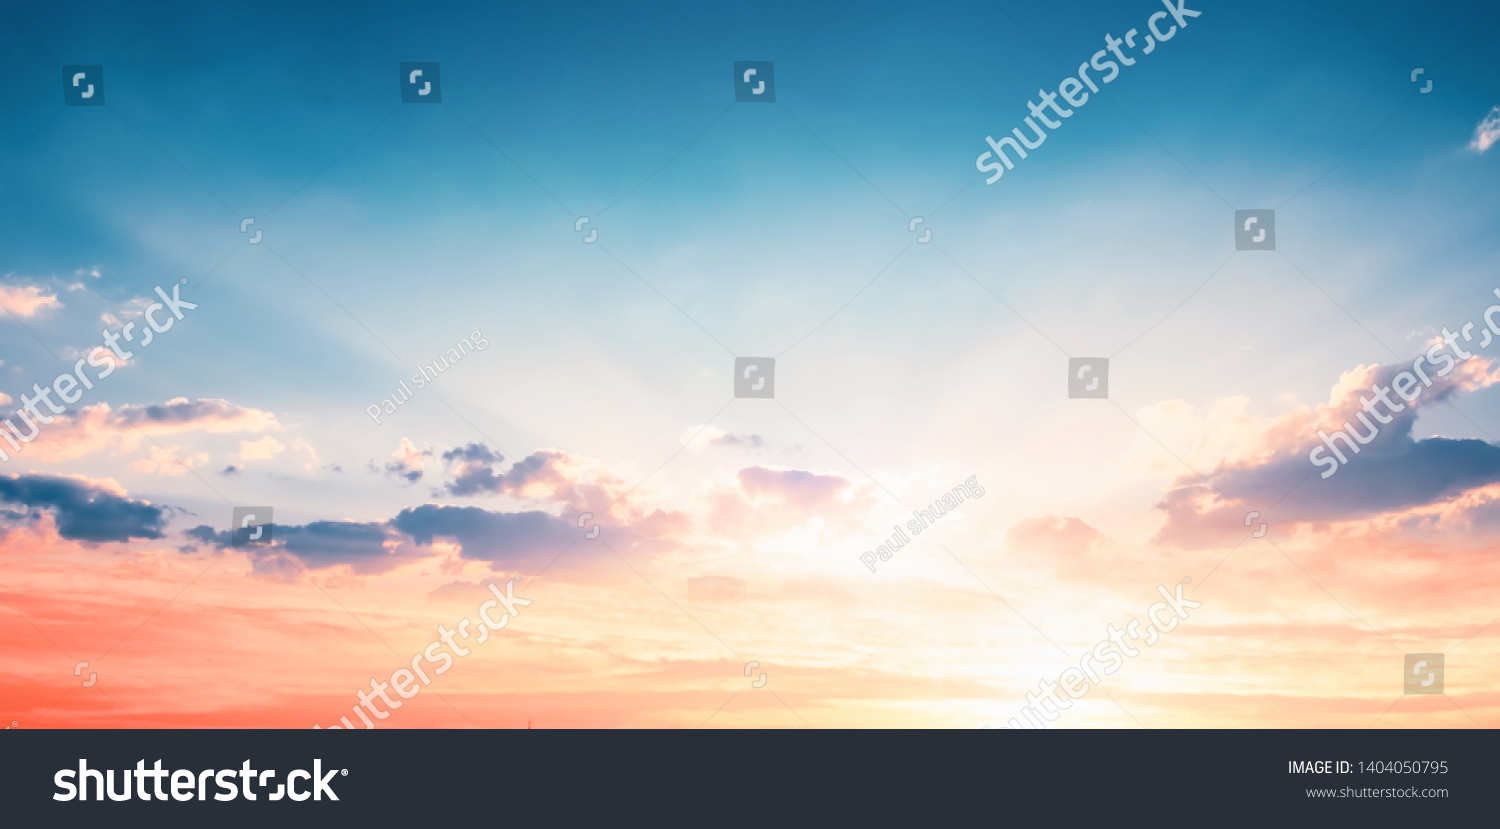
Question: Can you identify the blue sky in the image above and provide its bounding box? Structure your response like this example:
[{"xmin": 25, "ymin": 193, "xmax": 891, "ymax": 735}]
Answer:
[{"xmin": 1, "ymin": 0, "xmax": 1498, "ymax": 534}]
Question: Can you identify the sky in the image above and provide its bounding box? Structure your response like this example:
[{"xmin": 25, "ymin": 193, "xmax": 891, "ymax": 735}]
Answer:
[{"xmin": 2, "ymin": 0, "xmax": 1499, "ymax": 728}]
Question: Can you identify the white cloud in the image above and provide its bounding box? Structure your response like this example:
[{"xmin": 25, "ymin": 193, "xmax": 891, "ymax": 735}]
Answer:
[
  {"xmin": 1470, "ymin": 105, "xmax": 1500, "ymax": 153},
  {"xmin": 130, "ymin": 445, "xmax": 208, "ymax": 477},
  {"xmin": 391, "ymin": 437, "xmax": 425, "ymax": 470},
  {"xmin": 0, "ymin": 283, "xmax": 61, "ymax": 317},
  {"xmin": 679, "ymin": 424, "xmax": 727, "ymax": 453},
  {"xmin": 291, "ymin": 438, "xmax": 321, "ymax": 470},
  {"xmin": 239, "ymin": 436, "xmax": 286, "ymax": 461}
]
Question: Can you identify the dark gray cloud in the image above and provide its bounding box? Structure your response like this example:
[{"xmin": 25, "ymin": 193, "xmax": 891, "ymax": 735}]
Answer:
[
  {"xmin": 392, "ymin": 505, "xmax": 576, "ymax": 563},
  {"xmin": 178, "ymin": 517, "xmax": 395, "ymax": 574},
  {"xmin": 439, "ymin": 445, "xmax": 563, "ymax": 498},
  {"xmin": 442, "ymin": 443, "xmax": 502, "ymax": 464},
  {"xmin": 112, "ymin": 398, "xmax": 262, "ymax": 427},
  {"xmin": 277, "ymin": 520, "xmax": 393, "ymax": 564},
  {"xmin": 442, "ymin": 459, "xmax": 502, "ymax": 496},
  {"xmin": 0, "ymin": 474, "xmax": 168, "ymax": 542},
  {"xmin": 184, "ymin": 524, "xmax": 230, "ymax": 547},
  {"xmin": 386, "ymin": 462, "xmax": 423, "ymax": 484},
  {"xmin": 232, "ymin": 508, "xmax": 576, "ymax": 573}
]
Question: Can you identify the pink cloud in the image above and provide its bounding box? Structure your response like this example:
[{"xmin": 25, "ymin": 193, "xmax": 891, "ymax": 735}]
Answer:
[
  {"xmin": 0, "ymin": 398, "xmax": 280, "ymax": 464},
  {"xmin": 1005, "ymin": 515, "xmax": 1104, "ymax": 557},
  {"xmin": 736, "ymin": 467, "xmax": 850, "ymax": 505},
  {"xmin": 0, "ymin": 283, "xmax": 60, "ymax": 317}
]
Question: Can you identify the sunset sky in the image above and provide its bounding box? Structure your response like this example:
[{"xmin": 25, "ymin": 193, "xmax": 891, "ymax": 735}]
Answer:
[{"xmin": 3, "ymin": 0, "xmax": 1500, "ymax": 728}]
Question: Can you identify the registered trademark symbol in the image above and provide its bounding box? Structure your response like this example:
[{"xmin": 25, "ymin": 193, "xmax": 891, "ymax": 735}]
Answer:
[
  {"xmin": 180, "ymin": 278, "xmax": 187, "ymax": 284},
  {"xmin": 341, "ymin": 769, "xmax": 348, "ymax": 776},
  {"xmin": 1183, "ymin": 576, "xmax": 1191, "ymax": 584}
]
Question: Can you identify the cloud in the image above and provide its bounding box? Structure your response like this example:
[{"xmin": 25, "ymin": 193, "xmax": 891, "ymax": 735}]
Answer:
[
  {"xmin": 438, "ymin": 443, "xmax": 509, "ymax": 496},
  {"xmin": 432, "ymin": 450, "xmax": 679, "ymax": 545},
  {"xmin": 277, "ymin": 521, "xmax": 395, "ymax": 570},
  {"xmin": 129, "ymin": 445, "xmax": 208, "ymax": 476},
  {"xmin": 1005, "ymin": 515, "xmax": 1104, "ymax": 557},
  {"xmin": 1470, "ymin": 105, "xmax": 1500, "ymax": 153},
  {"xmin": 712, "ymin": 433, "xmax": 766, "ymax": 448},
  {"xmin": 114, "ymin": 399, "xmax": 276, "ymax": 431},
  {"xmin": 436, "ymin": 445, "xmax": 593, "ymax": 505},
  {"xmin": 250, "ymin": 500, "xmax": 666, "ymax": 577},
  {"xmin": 0, "ymin": 398, "xmax": 280, "ymax": 464},
  {"xmin": 706, "ymin": 466, "xmax": 876, "ymax": 537},
  {"xmin": 443, "ymin": 443, "xmax": 503, "ymax": 464},
  {"xmin": 737, "ymin": 467, "xmax": 850, "ymax": 506},
  {"xmin": 385, "ymin": 437, "xmax": 430, "ymax": 484},
  {"xmin": 0, "ymin": 283, "xmax": 61, "ymax": 317},
  {"xmin": 1153, "ymin": 357, "xmax": 1500, "ymax": 547},
  {"xmin": 290, "ymin": 438, "xmax": 320, "ymax": 470},
  {"xmin": 679, "ymin": 425, "xmax": 765, "ymax": 452},
  {"xmin": 238, "ymin": 436, "xmax": 285, "ymax": 461},
  {"xmin": 174, "ymin": 447, "xmax": 691, "ymax": 576},
  {"xmin": 184, "ymin": 524, "xmax": 229, "ymax": 547},
  {"xmin": 426, "ymin": 580, "xmax": 494, "ymax": 603},
  {"xmin": 0, "ymin": 473, "xmax": 168, "ymax": 542},
  {"xmin": 392, "ymin": 505, "xmax": 577, "ymax": 566},
  {"xmin": 201, "ymin": 518, "xmax": 402, "ymax": 577}
]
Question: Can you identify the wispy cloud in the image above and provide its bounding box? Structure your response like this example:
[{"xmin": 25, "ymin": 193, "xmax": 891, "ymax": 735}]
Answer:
[
  {"xmin": 238, "ymin": 436, "xmax": 285, "ymax": 461},
  {"xmin": 1470, "ymin": 105, "xmax": 1500, "ymax": 153},
  {"xmin": 129, "ymin": 445, "xmax": 208, "ymax": 477},
  {"xmin": 385, "ymin": 437, "xmax": 430, "ymax": 484}
]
